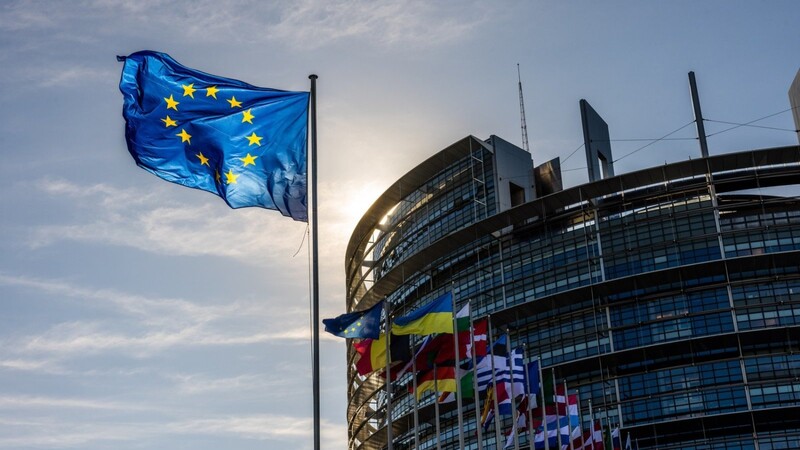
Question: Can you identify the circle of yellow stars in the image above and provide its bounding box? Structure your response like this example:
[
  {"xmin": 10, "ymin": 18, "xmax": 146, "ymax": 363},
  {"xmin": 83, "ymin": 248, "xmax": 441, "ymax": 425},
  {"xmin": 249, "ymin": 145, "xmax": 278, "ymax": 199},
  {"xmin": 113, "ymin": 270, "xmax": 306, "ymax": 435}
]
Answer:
[
  {"xmin": 160, "ymin": 83, "xmax": 264, "ymax": 186},
  {"xmin": 343, "ymin": 321, "xmax": 363, "ymax": 336}
]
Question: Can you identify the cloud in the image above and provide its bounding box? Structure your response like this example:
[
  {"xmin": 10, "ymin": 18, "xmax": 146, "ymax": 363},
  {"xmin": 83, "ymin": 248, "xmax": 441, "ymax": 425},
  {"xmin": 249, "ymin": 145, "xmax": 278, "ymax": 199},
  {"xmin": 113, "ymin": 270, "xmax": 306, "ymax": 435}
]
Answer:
[
  {"xmin": 0, "ymin": 414, "xmax": 343, "ymax": 450},
  {"xmin": 168, "ymin": 372, "xmax": 294, "ymax": 395},
  {"xmin": 165, "ymin": 414, "xmax": 344, "ymax": 444},
  {"xmin": 0, "ymin": 394, "xmax": 147, "ymax": 411},
  {"xmin": 30, "ymin": 178, "xmax": 309, "ymax": 264},
  {"xmin": 0, "ymin": 273, "xmax": 310, "ymax": 358},
  {"xmin": 269, "ymin": 0, "xmax": 491, "ymax": 49},
  {"xmin": 1, "ymin": 0, "xmax": 490, "ymax": 52}
]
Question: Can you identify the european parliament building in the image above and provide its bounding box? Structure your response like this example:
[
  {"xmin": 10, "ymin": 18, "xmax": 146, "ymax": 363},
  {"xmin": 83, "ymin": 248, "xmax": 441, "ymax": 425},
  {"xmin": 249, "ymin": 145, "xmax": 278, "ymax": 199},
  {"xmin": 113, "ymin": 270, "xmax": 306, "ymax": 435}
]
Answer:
[{"xmin": 344, "ymin": 86, "xmax": 800, "ymax": 449}]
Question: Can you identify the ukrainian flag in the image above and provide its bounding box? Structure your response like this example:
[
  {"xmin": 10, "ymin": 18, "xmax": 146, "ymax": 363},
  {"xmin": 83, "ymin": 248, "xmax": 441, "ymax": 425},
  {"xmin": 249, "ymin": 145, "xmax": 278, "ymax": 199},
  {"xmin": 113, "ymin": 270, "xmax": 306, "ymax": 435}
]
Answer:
[{"xmin": 392, "ymin": 292, "xmax": 454, "ymax": 336}]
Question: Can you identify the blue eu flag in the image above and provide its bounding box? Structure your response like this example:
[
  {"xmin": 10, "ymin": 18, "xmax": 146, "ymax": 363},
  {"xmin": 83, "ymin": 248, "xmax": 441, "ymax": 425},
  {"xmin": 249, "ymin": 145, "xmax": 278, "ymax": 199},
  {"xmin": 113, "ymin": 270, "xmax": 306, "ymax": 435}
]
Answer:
[
  {"xmin": 323, "ymin": 301, "xmax": 383, "ymax": 339},
  {"xmin": 118, "ymin": 51, "xmax": 310, "ymax": 221}
]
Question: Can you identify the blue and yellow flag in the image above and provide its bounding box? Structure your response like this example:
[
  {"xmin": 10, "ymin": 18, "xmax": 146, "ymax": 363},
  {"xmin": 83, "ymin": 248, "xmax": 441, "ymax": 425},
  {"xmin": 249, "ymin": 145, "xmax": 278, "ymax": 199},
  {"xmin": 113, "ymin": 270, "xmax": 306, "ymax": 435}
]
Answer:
[
  {"xmin": 392, "ymin": 292, "xmax": 454, "ymax": 336},
  {"xmin": 323, "ymin": 301, "xmax": 383, "ymax": 339},
  {"xmin": 118, "ymin": 51, "xmax": 310, "ymax": 221}
]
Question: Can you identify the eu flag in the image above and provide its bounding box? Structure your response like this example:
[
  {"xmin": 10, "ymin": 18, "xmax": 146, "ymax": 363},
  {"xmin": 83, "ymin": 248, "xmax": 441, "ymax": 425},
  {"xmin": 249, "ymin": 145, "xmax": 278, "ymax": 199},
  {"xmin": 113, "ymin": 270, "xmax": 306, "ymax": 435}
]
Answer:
[
  {"xmin": 118, "ymin": 51, "xmax": 310, "ymax": 221},
  {"xmin": 323, "ymin": 301, "xmax": 383, "ymax": 339}
]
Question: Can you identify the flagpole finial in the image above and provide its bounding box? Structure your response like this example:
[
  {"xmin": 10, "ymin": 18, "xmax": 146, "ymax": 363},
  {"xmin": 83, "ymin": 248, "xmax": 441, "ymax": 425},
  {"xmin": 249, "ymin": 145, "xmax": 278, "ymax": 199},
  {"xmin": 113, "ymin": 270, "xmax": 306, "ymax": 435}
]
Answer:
[{"xmin": 309, "ymin": 74, "xmax": 318, "ymax": 80}]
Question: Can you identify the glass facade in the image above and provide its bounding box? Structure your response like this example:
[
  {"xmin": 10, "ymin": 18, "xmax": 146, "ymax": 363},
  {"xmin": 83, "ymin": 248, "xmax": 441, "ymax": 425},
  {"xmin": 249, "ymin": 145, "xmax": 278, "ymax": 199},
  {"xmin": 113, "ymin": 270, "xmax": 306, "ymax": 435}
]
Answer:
[{"xmin": 345, "ymin": 139, "xmax": 800, "ymax": 450}]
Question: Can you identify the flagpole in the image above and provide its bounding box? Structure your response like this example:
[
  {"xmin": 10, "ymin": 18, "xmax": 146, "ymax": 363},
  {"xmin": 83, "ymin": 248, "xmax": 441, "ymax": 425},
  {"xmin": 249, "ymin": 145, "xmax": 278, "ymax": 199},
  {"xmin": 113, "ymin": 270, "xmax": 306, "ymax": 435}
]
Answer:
[
  {"xmin": 487, "ymin": 316, "xmax": 503, "ymax": 447},
  {"xmin": 308, "ymin": 74, "xmax": 321, "ymax": 450},
  {"xmin": 588, "ymin": 399, "xmax": 595, "ymax": 450},
  {"xmin": 538, "ymin": 358, "xmax": 548, "ymax": 450},
  {"xmin": 383, "ymin": 300, "xmax": 394, "ymax": 450},
  {"xmin": 522, "ymin": 346, "xmax": 534, "ymax": 450},
  {"xmin": 565, "ymin": 380, "xmax": 575, "ymax": 450},
  {"xmin": 452, "ymin": 293, "xmax": 466, "ymax": 450},
  {"xmin": 507, "ymin": 330, "xmax": 520, "ymax": 450},
  {"xmin": 552, "ymin": 369, "xmax": 562, "ymax": 450},
  {"xmin": 412, "ymin": 342, "xmax": 420, "ymax": 450},
  {"xmin": 576, "ymin": 389, "xmax": 586, "ymax": 450},
  {"xmin": 434, "ymin": 363, "xmax": 442, "ymax": 450},
  {"xmin": 470, "ymin": 303, "xmax": 484, "ymax": 450}
]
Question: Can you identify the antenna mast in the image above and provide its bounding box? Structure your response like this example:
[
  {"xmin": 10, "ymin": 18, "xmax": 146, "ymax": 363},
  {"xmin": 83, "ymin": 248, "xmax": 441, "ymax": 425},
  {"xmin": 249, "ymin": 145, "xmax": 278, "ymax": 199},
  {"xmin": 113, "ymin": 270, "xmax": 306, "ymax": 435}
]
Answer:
[{"xmin": 517, "ymin": 63, "xmax": 530, "ymax": 153}]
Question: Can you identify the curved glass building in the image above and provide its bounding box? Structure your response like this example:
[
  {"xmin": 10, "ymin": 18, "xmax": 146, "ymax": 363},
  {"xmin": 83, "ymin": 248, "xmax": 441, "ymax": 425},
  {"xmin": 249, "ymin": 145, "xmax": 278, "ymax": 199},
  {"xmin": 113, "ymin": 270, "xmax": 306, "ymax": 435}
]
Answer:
[{"xmin": 344, "ymin": 134, "xmax": 800, "ymax": 450}]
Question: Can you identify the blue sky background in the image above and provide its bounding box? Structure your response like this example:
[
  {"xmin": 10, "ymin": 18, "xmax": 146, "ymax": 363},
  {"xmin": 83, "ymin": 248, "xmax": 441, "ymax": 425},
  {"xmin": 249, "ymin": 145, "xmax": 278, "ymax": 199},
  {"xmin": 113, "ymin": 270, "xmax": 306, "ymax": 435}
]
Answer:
[{"xmin": 0, "ymin": 1, "xmax": 798, "ymax": 449}]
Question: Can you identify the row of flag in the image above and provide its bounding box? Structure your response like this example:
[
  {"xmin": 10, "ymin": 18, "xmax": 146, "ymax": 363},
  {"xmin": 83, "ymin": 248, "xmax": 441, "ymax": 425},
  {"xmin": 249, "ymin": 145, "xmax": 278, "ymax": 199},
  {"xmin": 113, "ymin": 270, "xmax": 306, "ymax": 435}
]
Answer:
[{"xmin": 324, "ymin": 292, "xmax": 638, "ymax": 449}]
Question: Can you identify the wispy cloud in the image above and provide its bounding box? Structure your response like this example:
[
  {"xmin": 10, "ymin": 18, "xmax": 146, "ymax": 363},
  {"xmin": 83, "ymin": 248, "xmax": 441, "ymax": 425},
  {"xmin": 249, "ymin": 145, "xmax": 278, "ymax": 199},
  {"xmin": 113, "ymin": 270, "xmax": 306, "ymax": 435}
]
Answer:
[
  {"xmin": 0, "ymin": 406, "xmax": 346, "ymax": 449},
  {"xmin": 0, "ymin": 394, "xmax": 148, "ymax": 411},
  {"xmin": 168, "ymin": 372, "xmax": 294, "ymax": 395},
  {"xmin": 36, "ymin": 66, "xmax": 117, "ymax": 88},
  {"xmin": 269, "ymin": 0, "xmax": 491, "ymax": 50},
  {"xmin": 0, "ymin": 409, "xmax": 343, "ymax": 449},
  {"xmin": 29, "ymin": 178, "xmax": 309, "ymax": 264},
  {"xmin": 0, "ymin": 273, "xmax": 310, "ymax": 358},
  {"xmin": 2, "ymin": 0, "xmax": 490, "ymax": 51}
]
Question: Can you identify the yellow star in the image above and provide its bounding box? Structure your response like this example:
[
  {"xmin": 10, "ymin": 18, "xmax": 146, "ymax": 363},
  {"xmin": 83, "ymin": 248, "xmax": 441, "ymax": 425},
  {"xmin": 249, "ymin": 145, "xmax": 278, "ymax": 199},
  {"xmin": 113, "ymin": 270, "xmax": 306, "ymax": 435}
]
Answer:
[
  {"xmin": 161, "ymin": 116, "xmax": 177, "ymax": 127},
  {"xmin": 182, "ymin": 83, "xmax": 196, "ymax": 98},
  {"xmin": 177, "ymin": 129, "xmax": 192, "ymax": 144},
  {"xmin": 206, "ymin": 86, "xmax": 219, "ymax": 99},
  {"xmin": 240, "ymin": 153, "xmax": 258, "ymax": 167},
  {"xmin": 215, "ymin": 170, "xmax": 221, "ymax": 184},
  {"xmin": 224, "ymin": 169, "xmax": 238, "ymax": 184},
  {"xmin": 196, "ymin": 152, "xmax": 209, "ymax": 166},
  {"xmin": 246, "ymin": 132, "xmax": 262, "ymax": 146},
  {"xmin": 242, "ymin": 109, "xmax": 255, "ymax": 124},
  {"xmin": 227, "ymin": 96, "xmax": 242, "ymax": 108},
  {"xmin": 356, "ymin": 322, "xmax": 362, "ymax": 326},
  {"xmin": 164, "ymin": 94, "xmax": 179, "ymax": 110}
]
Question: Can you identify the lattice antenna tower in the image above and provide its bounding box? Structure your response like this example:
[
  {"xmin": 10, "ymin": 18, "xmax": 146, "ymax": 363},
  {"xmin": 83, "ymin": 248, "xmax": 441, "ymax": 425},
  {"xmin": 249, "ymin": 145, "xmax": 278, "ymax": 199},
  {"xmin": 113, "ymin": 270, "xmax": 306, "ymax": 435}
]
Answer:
[{"xmin": 517, "ymin": 63, "xmax": 530, "ymax": 153}]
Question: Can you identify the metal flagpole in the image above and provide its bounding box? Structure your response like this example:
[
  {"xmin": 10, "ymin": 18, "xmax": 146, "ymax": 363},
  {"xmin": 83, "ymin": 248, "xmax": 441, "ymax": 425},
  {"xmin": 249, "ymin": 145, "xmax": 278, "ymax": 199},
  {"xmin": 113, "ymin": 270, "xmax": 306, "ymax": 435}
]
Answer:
[
  {"xmin": 308, "ymin": 74, "xmax": 321, "ymax": 450},
  {"xmin": 576, "ymin": 389, "xmax": 586, "ymax": 450},
  {"xmin": 434, "ymin": 363, "xmax": 442, "ymax": 450},
  {"xmin": 507, "ymin": 330, "xmax": 520, "ymax": 450},
  {"xmin": 383, "ymin": 300, "xmax": 394, "ymax": 450},
  {"xmin": 522, "ymin": 345, "xmax": 534, "ymax": 450},
  {"xmin": 565, "ymin": 380, "xmax": 575, "ymax": 450},
  {"xmin": 588, "ymin": 399, "xmax": 595, "ymax": 450},
  {"xmin": 538, "ymin": 358, "xmax": 548, "ymax": 450},
  {"xmin": 553, "ymin": 369, "xmax": 562, "ymax": 450},
  {"xmin": 487, "ymin": 316, "xmax": 503, "ymax": 447},
  {"xmin": 452, "ymin": 294, "xmax": 466, "ymax": 450},
  {"xmin": 469, "ymin": 303, "xmax": 484, "ymax": 450},
  {"xmin": 412, "ymin": 342, "xmax": 420, "ymax": 449}
]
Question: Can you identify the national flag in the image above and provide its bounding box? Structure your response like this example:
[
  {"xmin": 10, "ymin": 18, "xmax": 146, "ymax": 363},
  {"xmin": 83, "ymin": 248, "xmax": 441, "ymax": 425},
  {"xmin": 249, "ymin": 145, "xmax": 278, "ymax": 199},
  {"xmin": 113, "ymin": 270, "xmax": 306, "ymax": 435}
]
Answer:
[
  {"xmin": 353, "ymin": 333, "xmax": 410, "ymax": 376},
  {"xmin": 570, "ymin": 421, "xmax": 584, "ymax": 450},
  {"xmin": 592, "ymin": 421, "xmax": 605, "ymax": 450},
  {"xmin": 612, "ymin": 427, "xmax": 621, "ymax": 450},
  {"xmin": 475, "ymin": 334, "xmax": 517, "ymax": 414},
  {"xmin": 526, "ymin": 360, "xmax": 541, "ymax": 409},
  {"xmin": 392, "ymin": 292, "xmax": 454, "ymax": 335},
  {"xmin": 476, "ymin": 334, "xmax": 508, "ymax": 391},
  {"xmin": 503, "ymin": 396, "xmax": 533, "ymax": 449},
  {"xmin": 437, "ymin": 370, "xmax": 474, "ymax": 403},
  {"xmin": 412, "ymin": 330, "xmax": 469, "ymax": 371},
  {"xmin": 581, "ymin": 421, "xmax": 605, "ymax": 449},
  {"xmin": 539, "ymin": 368, "xmax": 555, "ymax": 409},
  {"xmin": 480, "ymin": 386, "xmax": 495, "ymax": 432},
  {"xmin": 454, "ymin": 303, "xmax": 470, "ymax": 332},
  {"xmin": 508, "ymin": 347, "xmax": 526, "ymax": 397},
  {"xmin": 412, "ymin": 366, "xmax": 458, "ymax": 399},
  {"xmin": 323, "ymin": 301, "xmax": 383, "ymax": 339},
  {"xmin": 118, "ymin": 51, "xmax": 310, "ymax": 221},
  {"xmin": 468, "ymin": 318, "xmax": 488, "ymax": 358}
]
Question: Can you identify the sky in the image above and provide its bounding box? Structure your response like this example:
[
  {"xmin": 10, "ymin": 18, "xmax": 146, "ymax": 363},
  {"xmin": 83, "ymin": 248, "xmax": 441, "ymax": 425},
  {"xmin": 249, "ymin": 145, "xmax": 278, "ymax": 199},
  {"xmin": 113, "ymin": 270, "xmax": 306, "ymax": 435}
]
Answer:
[{"xmin": 0, "ymin": 1, "xmax": 798, "ymax": 449}]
